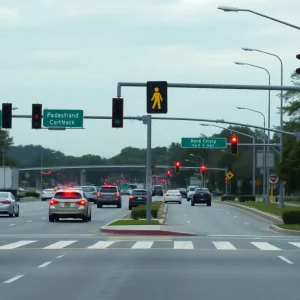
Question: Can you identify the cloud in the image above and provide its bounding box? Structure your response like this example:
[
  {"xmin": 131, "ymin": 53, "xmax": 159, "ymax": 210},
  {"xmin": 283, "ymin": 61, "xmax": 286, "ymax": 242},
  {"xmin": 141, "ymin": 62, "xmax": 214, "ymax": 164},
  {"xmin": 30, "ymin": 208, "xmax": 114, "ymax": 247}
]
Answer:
[
  {"xmin": 32, "ymin": 50, "xmax": 85, "ymax": 61},
  {"xmin": 0, "ymin": 7, "xmax": 19, "ymax": 21}
]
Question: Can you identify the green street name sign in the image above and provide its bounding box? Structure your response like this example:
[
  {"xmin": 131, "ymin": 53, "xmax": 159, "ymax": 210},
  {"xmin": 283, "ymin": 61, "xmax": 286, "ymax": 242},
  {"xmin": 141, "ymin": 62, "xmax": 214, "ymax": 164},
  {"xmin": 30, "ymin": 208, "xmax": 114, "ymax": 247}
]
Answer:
[
  {"xmin": 43, "ymin": 109, "xmax": 84, "ymax": 128},
  {"xmin": 181, "ymin": 137, "xmax": 227, "ymax": 149}
]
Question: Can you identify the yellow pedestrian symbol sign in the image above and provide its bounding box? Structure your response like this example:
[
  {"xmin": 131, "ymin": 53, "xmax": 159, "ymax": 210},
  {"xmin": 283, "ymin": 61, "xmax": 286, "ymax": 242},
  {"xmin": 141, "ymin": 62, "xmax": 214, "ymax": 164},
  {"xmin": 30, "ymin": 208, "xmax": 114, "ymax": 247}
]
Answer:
[
  {"xmin": 147, "ymin": 81, "xmax": 168, "ymax": 114},
  {"xmin": 151, "ymin": 87, "xmax": 163, "ymax": 110}
]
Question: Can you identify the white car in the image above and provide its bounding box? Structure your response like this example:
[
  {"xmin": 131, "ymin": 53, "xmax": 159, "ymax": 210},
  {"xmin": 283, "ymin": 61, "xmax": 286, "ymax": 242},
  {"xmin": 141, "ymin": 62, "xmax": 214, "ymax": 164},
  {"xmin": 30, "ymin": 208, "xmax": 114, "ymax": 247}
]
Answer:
[
  {"xmin": 41, "ymin": 189, "xmax": 55, "ymax": 201},
  {"xmin": 187, "ymin": 186, "xmax": 199, "ymax": 201},
  {"xmin": 164, "ymin": 190, "xmax": 182, "ymax": 204}
]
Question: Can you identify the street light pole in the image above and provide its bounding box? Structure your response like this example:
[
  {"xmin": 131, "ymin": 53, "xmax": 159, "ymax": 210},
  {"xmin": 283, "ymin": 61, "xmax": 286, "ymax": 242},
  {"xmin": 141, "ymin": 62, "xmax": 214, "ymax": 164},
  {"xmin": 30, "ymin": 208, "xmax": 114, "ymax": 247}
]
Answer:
[
  {"xmin": 200, "ymin": 123, "xmax": 256, "ymax": 195},
  {"xmin": 242, "ymin": 48, "xmax": 284, "ymax": 207}
]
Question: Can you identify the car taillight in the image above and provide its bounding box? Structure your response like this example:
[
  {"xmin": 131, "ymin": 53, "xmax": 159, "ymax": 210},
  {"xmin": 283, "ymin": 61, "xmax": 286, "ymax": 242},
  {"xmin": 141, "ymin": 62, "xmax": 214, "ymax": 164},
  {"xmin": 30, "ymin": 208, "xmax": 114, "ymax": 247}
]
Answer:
[
  {"xmin": 49, "ymin": 199, "xmax": 59, "ymax": 205},
  {"xmin": 115, "ymin": 192, "xmax": 120, "ymax": 197},
  {"xmin": 97, "ymin": 192, "xmax": 101, "ymax": 197},
  {"xmin": 177, "ymin": 194, "xmax": 181, "ymax": 196},
  {"xmin": 129, "ymin": 195, "xmax": 134, "ymax": 200},
  {"xmin": 76, "ymin": 200, "xmax": 87, "ymax": 206},
  {"xmin": 1, "ymin": 200, "xmax": 11, "ymax": 204},
  {"xmin": 166, "ymin": 194, "xmax": 169, "ymax": 196},
  {"xmin": 42, "ymin": 192, "xmax": 45, "ymax": 194}
]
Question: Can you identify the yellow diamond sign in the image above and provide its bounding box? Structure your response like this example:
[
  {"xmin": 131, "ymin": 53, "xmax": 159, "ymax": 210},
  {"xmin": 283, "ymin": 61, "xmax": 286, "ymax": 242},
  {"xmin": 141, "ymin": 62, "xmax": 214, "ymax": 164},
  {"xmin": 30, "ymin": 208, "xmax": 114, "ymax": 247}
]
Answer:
[{"xmin": 226, "ymin": 171, "xmax": 234, "ymax": 180}]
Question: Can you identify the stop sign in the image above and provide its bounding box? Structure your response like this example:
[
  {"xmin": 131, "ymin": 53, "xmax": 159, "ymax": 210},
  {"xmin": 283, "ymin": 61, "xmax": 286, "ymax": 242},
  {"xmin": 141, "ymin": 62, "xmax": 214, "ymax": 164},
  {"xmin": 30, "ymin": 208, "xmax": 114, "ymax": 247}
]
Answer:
[{"xmin": 269, "ymin": 174, "xmax": 279, "ymax": 184}]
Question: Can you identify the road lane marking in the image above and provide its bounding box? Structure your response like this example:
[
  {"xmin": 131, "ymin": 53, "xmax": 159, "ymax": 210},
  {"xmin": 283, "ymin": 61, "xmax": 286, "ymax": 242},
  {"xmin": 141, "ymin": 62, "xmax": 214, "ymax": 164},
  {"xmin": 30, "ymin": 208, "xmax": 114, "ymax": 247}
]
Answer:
[
  {"xmin": 226, "ymin": 212, "xmax": 230, "ymax": 214},
  {"xmin": 213, "ymin": 241, "xmax": 236, "ymax": 250},
  {"xmin": 26, "ymin": 220, "xmax": 33, "ymax": 223},
  {"xmin": 0, "ymin": 240, "xmax": 37, "ymax": 249},
  {"xmin": 244, "ymin": 222, "xmax": 250, "ymax": 225},
  {"xmin": 44, "ymin": 241, "xmax": 77, "ymax": 249},
  {"xmin": 251, "ymin": 242, "xmax": 281, "ymax": 250},
  {"xmin": 57, "ymin": 255, "xmax": 64, "ymax": 258},
  {"xmin": 187, "ymin": 221, "xmax": 190, "ymax": 223},
  {"xmin": 131, "ymin": 242, "xmax": 154, "ymax": 249},
  {"xmin": 278, "ymin": 256, "xmax": 293, "ymax": 264},
  {"xmin": 174, "ymin": 241, "xmax": 194, "ymax": 249},
  {"xmin": 3, "ymin": 275, "xmax": 24, "ymax": 284},
  {"xmin": 185, "ymin": 214, "xmax": 187, "ymax": 217},
  {"xmin": 289, "ymin": 242, "xmax": 300, "ymax": 248},
  {"xmin": 38, "ymin": 261, "xmax": 52, "ymax": 268},
  {"xmin": 87, "ymin": 241, "xmax": 115, "ymax": 249},
  {"xmin": 41, "ymin": 217, "xmax": 46, "ymax": 220},
  {"xmin": 220, "ymin": 208, "xmax": 223, "ymax": 210},
  {"xmin": 7, "ymin": 224, "xmax": 15, "ymax": 227},
  {"xmin": 233, "ymin": 216, "xmax": 238, "ymax": 218}
]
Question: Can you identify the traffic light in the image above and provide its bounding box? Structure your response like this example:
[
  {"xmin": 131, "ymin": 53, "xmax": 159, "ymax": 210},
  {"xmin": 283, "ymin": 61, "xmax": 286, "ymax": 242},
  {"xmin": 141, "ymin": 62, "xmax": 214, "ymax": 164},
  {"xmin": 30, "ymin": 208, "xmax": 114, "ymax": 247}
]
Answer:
[
  {"xmin": 2, "ymin": 103, "xmax": 12, "ymax": 129},
  {"xmin": 166, "ymin": 170, "xmax": 171, "ymax": 178},
  {"xmin": 112, "ymin": 98, "xmax": 124, "ymax": 128},
  {"xmin": 230, "ymin": 135, "xmax": 238, "ymax": 155},
  {"xmin": 31, "ymin": 104, "xmax": 42, "ymax": 129},
  {"xmin": 296, "ymin": 54, "xmax": 300, "ymax": 74},
  {"xmin": 225, "ymin": 178, "xmax": 228, "ymax": 184},
  {"xmin": 175, "ymin": 162, "xmax": 180, "ymax": 174},
  {"xmin": 200, "ymin": 165, "xmax": 206, "ymax": 175}
]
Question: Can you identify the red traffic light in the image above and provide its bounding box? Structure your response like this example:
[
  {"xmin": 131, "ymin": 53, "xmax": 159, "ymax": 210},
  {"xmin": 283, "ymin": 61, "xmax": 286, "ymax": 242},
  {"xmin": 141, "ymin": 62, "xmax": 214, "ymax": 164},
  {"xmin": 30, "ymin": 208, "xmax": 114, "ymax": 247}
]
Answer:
[
  {"xmin": 33, "ymin": 114, "xmax": 40, "ymax": 119},
  {"xmin": 167, "ymin": 170, "xmax": 170, "ymax": 175},
  {"xmin": 231, "ymin": 136, "xmax": 238, "ymax": 143},
  {"xmin": 175, "ymin": 162, "xmax": 180, "ymax": 166}
]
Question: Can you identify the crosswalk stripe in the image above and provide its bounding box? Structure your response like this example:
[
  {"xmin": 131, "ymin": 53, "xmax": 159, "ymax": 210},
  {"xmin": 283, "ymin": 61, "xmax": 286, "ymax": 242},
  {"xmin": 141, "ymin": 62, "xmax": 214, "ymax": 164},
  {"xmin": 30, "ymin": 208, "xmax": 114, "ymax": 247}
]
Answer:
[
  {"xmin": 289, "ymin": 242, "xmax": 300, "ymax": 248},
  {"xmin": 212, "ymin": 241, "xmax": 236, "ymax": 250},
  {"xmin": 43, "ymin": 241, "xmax": 78, "ymax": 249},
  {"xmin": 250, "ymin": 242, "xmax": 281, "ymax": 250},
  {"xmin": 0, "ymin": 240, "xmax": 37, "ymax": 249},
  {"xmin": 174, "ymin": 241, "xmax": 194, "ymax": 249},
  {"xmin": 131, "ymin": 242, "xmax": 154, "ymax": 249},
  {"xmin": 87, "ymin": 241, "xmax": 115, "ymax": 249}
]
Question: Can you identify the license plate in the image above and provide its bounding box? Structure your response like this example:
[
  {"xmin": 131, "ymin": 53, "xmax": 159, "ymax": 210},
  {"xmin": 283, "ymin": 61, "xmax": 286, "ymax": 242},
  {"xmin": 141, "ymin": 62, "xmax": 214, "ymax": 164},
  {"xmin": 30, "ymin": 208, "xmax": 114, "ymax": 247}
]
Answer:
[
  {"xmin": 65, "ymin": 202, "xmax": 70, "ymax": 207},
  {"xmin": 138, "ymin": 197, "xmax": 142, "ymax": 200}
]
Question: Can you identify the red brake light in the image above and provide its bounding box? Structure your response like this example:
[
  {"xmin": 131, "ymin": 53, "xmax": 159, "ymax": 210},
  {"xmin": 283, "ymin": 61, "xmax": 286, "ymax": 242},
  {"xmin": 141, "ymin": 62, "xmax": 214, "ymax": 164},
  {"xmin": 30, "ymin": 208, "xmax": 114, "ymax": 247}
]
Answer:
[
  {"xmin": 49, "ymin": 199, "xmax": 59, "ymax": 205},
  {"xmin": 1, "ymin": 200, "xmax": 11, "ymax": 204},
  {"xmin": 115, "ymin": 192, "xmax": 120, "ymax": 197},
  {"xmin": 76, "ymin": 200, "xmax": 86, "ymax": 206},
  {"xmin": 166, "ymin": 194, "xmax": 169, "ymax": 196},
  {"xmin": 177, "ymin": 194, "xmax": 181, "ymax": 196},
  {"xmin": 42, "ymin": 192, "xmax": 45, "ymax": 194},
  {"xmin": 129, "ymin": 195, "xmax": 134, "ymax": 200},
  {"xmin": 97, "ymin": 192, "xmax": 101, "ymax": 197}
]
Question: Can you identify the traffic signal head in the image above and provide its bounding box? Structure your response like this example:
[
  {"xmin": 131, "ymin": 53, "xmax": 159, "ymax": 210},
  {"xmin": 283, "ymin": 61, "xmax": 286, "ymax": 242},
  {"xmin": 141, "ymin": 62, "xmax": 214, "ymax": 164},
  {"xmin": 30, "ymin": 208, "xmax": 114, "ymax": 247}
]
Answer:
[
  {"xmin": 32, "ymin": 104, "xmax": 42, "ymax": 129},
  {"xmin": 200, "ymin": 165, "xmax": 206, "ymax": 174},
  {"xmin": 296, "ymin": 54, "xmax": 300, "ymax": 75},
  {"xmin": 230, "ymin": 135, "xmax": 238, "ymax": 155},
  {"xmin": 225, "ymin": 178, "xmax": 228, "ymax": 184},
  {"xmin": 2, "ymin": 103, "xmax": 12, "ymax": 129},
  {"xmin": 175, "ymin": 162, "xmax": 180, "ymax": 174},
  {"xmin": 166, "ymin": 170, "xmax": 171, "ymax": 178},
  {"xmin": 112, "ymin": 98, "xmax": 124, "ymax": 128}
]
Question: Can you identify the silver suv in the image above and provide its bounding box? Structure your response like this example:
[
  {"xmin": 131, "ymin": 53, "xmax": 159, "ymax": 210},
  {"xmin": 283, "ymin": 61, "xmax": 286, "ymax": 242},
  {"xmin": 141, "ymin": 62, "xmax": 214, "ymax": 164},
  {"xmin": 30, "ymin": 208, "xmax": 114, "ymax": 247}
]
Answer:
[{"xmin": 97, "ymin": 185, "xmax": 122, "ymax": 208}]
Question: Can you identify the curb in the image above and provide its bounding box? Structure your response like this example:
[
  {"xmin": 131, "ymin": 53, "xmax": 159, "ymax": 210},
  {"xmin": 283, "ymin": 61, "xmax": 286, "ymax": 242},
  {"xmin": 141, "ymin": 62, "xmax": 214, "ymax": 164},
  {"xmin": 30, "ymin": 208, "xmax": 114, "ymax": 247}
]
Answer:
[
  {"xmin": 100, "ymin": 227, "xmax": 197, "ymax": 236},
  {"xmin": 218, "ymin": 201, "xmax": 283, "ymax": 224},
  {"xmin": 270, "ymin": 224, "xmax": 300, "ymax": 236}
]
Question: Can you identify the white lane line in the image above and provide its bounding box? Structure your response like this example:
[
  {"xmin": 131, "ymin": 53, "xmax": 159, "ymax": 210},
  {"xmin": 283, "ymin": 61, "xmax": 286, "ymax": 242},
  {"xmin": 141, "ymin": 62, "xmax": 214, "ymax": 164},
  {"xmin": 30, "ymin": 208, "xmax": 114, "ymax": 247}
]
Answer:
[
  {"xmin": 7, "ymin": 224, "xmax": 15, "ymax": 227},
  {"xmin": 278, "ymin": 256, "xmax": 293, "ymax": 265},
  {"xmin": 244, "ymin": 222, "xmax": 250, "ymax": 225},
  {"xmin": 233, "ymin": 216, "xmax": 238, "ymax": 218},
  {"xmin": 174, "ymin": 241, "xmax": 194, "ymax": 249},
  {"xmin": 87, "ymin": 241, "xmax": 115, "ymax": 249},
  {"xmin": 43, "ymin": 241, "xmax": 77, "ymax": 249},
  {"xmin": 26, "ymin": 220, "xmax": 33, "ymax": 223},
  {"xmin": 0, "ymin": 240, "xmax": 37, "ymax": 249},
  {"xmin": 38, "ymin": 261, "xmax": 52, "ymax": 268},
  {"xmin": 187, "ymin": 221, "xmax": 190, "ymax": 223},
  {"xmin": 289, "ymin": 242, "xmax": 300, "ymax": 248},
  {"xmin": 251, "ymin": 242, "xmax": 281, "ymax": 250},
  {"xmin": 185, "ymin": 214, "xmax": 188, "ymax": 217},
  {"xmin": 41, "ymin": 217, "xmax": 46, "ymax": 220},
  {"xmin": 220, "ymin": 208, "xmax": 223, "ymax": 211},
  {"xmin": 3, "ymin": 275, "xmax": 24, "ymax": 284},
  {"xmin": 57, "ymin": 255, "xmax": 64, "ymax": 258},
  {"xmin": 131, "ymin": 241, "xmax": 154, "ymax": 249},
  {"xmin": 213, "ymin": 241, "xmax": 236, "ymax": 250}
]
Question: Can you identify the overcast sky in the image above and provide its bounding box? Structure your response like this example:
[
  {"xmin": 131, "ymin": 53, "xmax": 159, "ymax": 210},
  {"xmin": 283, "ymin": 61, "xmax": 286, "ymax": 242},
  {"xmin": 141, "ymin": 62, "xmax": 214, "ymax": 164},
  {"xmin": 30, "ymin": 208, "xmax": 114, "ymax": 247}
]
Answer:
[{"xmin": 1, "ymin": 0, "xmax": 299, "ymax": 158}]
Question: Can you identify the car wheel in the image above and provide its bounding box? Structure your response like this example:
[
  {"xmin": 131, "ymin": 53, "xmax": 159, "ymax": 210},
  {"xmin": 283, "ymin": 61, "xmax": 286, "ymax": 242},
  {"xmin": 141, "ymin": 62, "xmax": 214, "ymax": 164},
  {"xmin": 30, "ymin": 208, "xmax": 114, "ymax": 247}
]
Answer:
[
  {"xmin": 129, "ymin": 205, "xmax": 132, "ymax": 210},
  {"xmin": 97, "ymin": 203, "xmax": 102, "ymax": 208},
  {"xmin": 82, "ymin": 215, "xmax": 88, "ymax": 222},
  {"xmin": 88, "ymin": 213, "xmax": 91, "ymax": 221},
  {"xmin": 179, "ymin": 201, "xmax": 182, "ymax": 204},
  {"xmin": 49, "ymin": 216, "xmax": 54, "ymax": 222},
  {"xmin": 94, "ymin": 200, "xmax": 97, "ymax": 204},
  {"xmin": 117, "ymin": 202, "xmax": 122, "ymax": 208},
  {"xmin": 191, "ymin": 201, "xmax": 195, "ymax": 206},
  {"xmin": 9, "ymin": 208, "xmax": 14, "ymax": 218},
  {"xmin": 15, "ymin": 208, "xmax": 19, "ymax": 217},
  {"xmin": 207, "ymin": 202, "xmax": 211, "ymax": 206}
]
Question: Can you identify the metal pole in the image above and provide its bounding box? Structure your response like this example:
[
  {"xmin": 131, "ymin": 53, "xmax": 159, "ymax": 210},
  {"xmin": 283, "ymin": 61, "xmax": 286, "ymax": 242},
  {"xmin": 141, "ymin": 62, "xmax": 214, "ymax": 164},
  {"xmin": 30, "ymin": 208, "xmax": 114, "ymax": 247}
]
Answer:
[
  {"xmin": 279, "ymin": 61, "xmax": 284, "ymax": 208},
  {"xmin": 266, "ymin": 74, "xmax": 271, "ymax": 204},
  {"xmin": 263, "ymin": 117, "xmax": 267, "ymax": 203},
  {"xmin": 225, "ymin": 167, "xmax": 228, "ymax": 194},
  {"xmin": 40, "ymin": 156, "xmax": 43, "ymax": 190},
  {"xmin": 3, "ymin": 150, "xmax": 5, "ymax": 189},
  {"xmin": 252, "ymin": 138, "xmax": 255, "ymax": 195},
  {"xmin": 145, "ymin": 115, "xmax": 152, "ymax": 221}
]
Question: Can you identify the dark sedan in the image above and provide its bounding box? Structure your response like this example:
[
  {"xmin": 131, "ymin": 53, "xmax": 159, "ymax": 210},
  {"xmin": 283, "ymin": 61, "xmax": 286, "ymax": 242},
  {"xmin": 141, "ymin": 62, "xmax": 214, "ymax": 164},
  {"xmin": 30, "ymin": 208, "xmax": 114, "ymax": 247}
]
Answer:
[
  {"xmin": 178, "ymin": 188, "xmax": 187, "ymax": 198},
  {"xmin": 152, "ymin": 185, "xmax": 163, "ymax": 196},
  {"xmin": 129, "ymin": 189, "xmax": 148, "ymax": 210},
  {"xmin": 191, "ymin": 188, "xmax": 211, "ymax": 206}
]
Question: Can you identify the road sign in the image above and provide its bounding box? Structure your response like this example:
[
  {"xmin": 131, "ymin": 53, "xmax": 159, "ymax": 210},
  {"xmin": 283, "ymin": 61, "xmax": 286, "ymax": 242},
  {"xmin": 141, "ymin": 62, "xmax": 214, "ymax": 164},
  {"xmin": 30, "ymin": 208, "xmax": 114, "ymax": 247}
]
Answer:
[
  {"xmin": 269, "ymin": 173, "xmax": 279, "ymax": 184},
  {"xmin": 181, "ymin": 137, "xmax": 227, "ymax": 149},
  {"xmin": 226, "ymin": 171, "xmax": 234, "ymax": 180},
  {"xmin": 146, "ymin": 81, "xmax": 168, "ymax": 114},
  {"xmin": 43, "ymin": 109, "xmax": 84, "ymax": 128},
  {"xmin": 255, "ymin": 178, "xmax": 262, "ymax": 186},
  {"xmin": 25, "ymin": 172, "xmax": 30, "ymax": 179}
]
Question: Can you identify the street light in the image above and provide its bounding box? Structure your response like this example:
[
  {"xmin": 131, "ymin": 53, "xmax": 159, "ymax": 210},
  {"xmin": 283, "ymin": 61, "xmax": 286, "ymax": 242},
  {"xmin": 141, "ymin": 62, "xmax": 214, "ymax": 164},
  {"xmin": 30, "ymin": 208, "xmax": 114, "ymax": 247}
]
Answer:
[
  {"xmin": 185, "ymin": 159, "xmax": 204, "ymax": 187},
  {"xmin": 237, "ymin": 107, "xmax": 267, "ymax": 202},
  {"xmin": 217, "ymin": 6, "xmax": 300, "ymax": 30},
  {"xmin": 189, "ymin": 153, "xmax": 204, "ymax": 164},
  {"xmin": 200, "ymin": 123, "xmax": 256, "ymax": 195},
  {"xmin": 242, "ymin": 47, "xmax": 284, "ymax": 207}
]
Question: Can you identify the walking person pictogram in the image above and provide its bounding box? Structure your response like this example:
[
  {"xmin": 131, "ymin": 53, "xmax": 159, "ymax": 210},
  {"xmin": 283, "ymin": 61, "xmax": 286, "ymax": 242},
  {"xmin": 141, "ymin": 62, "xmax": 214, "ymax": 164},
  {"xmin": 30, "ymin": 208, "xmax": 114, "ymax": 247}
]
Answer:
[{"xmin": 151, "ymin": 87, "xmax": 163, "ymax": 109}]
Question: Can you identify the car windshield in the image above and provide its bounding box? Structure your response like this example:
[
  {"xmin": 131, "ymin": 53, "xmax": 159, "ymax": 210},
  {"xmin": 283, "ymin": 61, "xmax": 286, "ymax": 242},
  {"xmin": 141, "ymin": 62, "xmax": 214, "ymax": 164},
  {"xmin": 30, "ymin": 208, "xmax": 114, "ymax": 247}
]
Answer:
[
  {"xmin": 82, "ymin": 187, "xmax": 96, "ymax": 192},
  {"xmin": 196, "ymin": 188, "xmax": 209, "ymax": 193},
  {"xmin": 179, "ymin": 188, "xmax": 186, "ymax": 191},
  {"xmin": 132, "ymin": 190, "xmax": 147, "ymax": 195},
  {"xmin": 0, "ymin": 192, "xmax": 9, "ymax": 198},
  {"xmin": 167, "ymin": 190, "xmax": 179, "ymax": 193},
  {"xmin": 153, "ymin": 186, "xmax": 162, "ymax": 189},
  {"xmin": 100, "ymin": 187, "xmax": 117, "ymax": 193},
  {"xmin": 54, "ymin": 191, "xmax": 82, "ymax": 199},
  {"xmin": 189, "ymin": 187, "xmax": 197, "ymax": 191}
]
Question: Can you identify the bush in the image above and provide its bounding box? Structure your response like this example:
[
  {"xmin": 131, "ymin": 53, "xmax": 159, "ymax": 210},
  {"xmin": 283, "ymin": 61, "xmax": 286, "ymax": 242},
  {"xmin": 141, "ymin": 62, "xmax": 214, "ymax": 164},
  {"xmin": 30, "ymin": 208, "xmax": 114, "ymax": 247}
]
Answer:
[
  {"xmin": 25, "ymin": 191, "xmax": 40, "ymax": 198},
  {"xmin": 282, "ymin": 211, "xmax": 300, "ymax": 224},
  {"xmin": 239, "ymin": 195, "xmax": 256, "ymax": 202},
  {"xmin": 221, "ymin": 195, "xmax": 235, "ymax": 201},
  {"xmin": 131, "ymin": 201, "xmax": 163, "ymax": 220}
]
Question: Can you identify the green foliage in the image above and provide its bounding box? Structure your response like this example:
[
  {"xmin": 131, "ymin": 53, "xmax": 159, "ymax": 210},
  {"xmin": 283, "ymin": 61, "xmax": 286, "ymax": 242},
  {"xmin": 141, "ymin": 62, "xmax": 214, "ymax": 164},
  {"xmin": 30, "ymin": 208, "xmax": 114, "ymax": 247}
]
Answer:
[
  {"xmin": 282, "ymin": 211, "xmax": 300, "ymax": 225},
  {"xmin": 238, "ymin": 195, "xmax": 256, "ymax": 202},
  {"xmin": 131, "ymin": 202, "xmax": 163, "ymax": 220},
  {"xmin": 221, "ymin": 195, "xmax": 236, "ymax": 201},
  {"xmin": 25, "ymin": 191, "xmax": 40, "ymax": 198}
]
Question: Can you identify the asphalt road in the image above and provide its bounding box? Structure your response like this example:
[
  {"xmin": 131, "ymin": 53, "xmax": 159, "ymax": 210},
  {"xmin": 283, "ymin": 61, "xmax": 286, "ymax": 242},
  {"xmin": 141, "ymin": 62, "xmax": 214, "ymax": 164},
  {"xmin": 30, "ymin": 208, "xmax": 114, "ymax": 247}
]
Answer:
[{"xmin": 163, "ymin": 198, "xmax": 281, "ymax": 236}]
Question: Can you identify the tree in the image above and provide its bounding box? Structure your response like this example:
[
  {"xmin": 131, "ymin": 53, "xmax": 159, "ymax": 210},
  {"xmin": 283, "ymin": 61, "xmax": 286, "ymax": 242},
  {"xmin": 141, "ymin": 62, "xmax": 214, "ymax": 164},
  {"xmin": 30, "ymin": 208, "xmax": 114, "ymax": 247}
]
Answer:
[{"xmin": 0, "ymin": 130, "xmax": 14, "ymax": 167}]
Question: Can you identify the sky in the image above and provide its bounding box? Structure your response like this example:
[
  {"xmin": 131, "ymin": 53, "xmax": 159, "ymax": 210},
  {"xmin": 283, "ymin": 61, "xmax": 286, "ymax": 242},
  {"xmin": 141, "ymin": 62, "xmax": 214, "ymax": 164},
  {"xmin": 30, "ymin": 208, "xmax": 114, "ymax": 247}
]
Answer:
[{"xmin": 1, "ymin": 0, "xmax": 299, "ymax": 158}]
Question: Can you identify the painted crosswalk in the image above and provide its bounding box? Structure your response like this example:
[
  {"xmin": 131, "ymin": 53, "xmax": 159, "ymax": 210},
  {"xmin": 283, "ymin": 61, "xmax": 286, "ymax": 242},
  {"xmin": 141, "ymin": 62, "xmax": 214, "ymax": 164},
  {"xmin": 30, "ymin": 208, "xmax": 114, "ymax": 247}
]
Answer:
[{"xmin": 0, "ymin": 239, "xmax": 300, "ymax": 251}]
